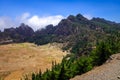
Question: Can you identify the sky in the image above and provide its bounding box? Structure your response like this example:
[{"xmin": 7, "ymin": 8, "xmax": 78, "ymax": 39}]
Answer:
[{"xmin": 0, "ymin": 0, "xmax": 120, "ymax": 31}]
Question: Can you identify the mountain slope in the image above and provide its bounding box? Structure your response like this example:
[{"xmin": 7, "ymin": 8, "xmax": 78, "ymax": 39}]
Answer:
[
  {"xmin": 31, "ymin": 14, "xmax": 120, "ymax": 55},
  {"xmin": 0, "ymin": 23, "xmax": 34, "ymax": 44},
  {"xmin": 0, "ymin": 13, "xmax": 120, "ymax": 54},
  {"xmin": 71, "ymin": 53, "xmax": 120, "ymax": 80},
  {"xmin": 0, "ymin": 43, "xmax": 68, "ymax": 80}
]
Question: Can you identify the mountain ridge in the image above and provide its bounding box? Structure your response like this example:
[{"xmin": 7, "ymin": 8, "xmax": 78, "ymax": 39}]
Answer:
[{"xmin": 0, "ymin": 13, "xmax": 120, "ymax": 55}]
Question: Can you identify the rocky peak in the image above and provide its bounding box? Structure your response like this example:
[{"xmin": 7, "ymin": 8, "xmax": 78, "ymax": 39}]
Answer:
[
  {"xmin": 76, "ymin": 14, "xmax": 88, "ymax": 21},
  {"xmin": 18, "ymin": 23, "xmax": 32, "ymax": 30},
  {"xmin": 37, "ymin": 24, "xmax": 55, "ymax": 34},
  {"xmin": 3, "ymin": 28, "xmax": 17, "ymax": 37},
  {"xmin": 67, "ymin": 15, "xmax": 76, "ymax": 21},
  {"xmin": 46, "ymin": 24, "xmax": 54, "ymax": 29},
  {"xmin": 91, "ymin": 17, "xmax": 116, "ymax": 25},
  {"xmin": 16, "ymin": 23, "xmax": 34, "ymax": 37}
]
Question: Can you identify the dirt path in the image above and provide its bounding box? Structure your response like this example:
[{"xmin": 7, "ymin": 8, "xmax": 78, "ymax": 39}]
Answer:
[
  {"xmin": 71, "ymin": 53, "xmax": 120, "ymax": 80},
  {"xmin": 0, "ymin": 43, "xmax": 69, "ymax": 80}
]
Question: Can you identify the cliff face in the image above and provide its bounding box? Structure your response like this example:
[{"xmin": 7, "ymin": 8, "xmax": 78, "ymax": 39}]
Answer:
[{"xmin": 71, "ymin": 53, "xmax": 120, "ymax": 80}]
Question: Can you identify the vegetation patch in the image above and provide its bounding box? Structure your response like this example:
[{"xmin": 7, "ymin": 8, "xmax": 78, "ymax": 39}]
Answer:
[{"xmin": 27, "ymin": 32, "xmax": 120, "ymax": 80}]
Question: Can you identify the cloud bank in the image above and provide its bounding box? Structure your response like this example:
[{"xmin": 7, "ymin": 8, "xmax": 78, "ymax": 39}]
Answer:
[
  {"xmin": 0, "ymin": 13, "xmax": 64, "ymax": 31},
  {"xmin": 21, "ymin": 13, "xmax": 64, "ymax": 31}
]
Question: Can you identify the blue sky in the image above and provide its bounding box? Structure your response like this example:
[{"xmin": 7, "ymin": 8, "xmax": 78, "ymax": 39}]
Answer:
[{"xmin": 0, "ymin": 0, "xmax": 120, "ymax": 31}]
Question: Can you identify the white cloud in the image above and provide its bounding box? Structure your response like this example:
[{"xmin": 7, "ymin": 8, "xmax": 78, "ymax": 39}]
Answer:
[
  {"xmin": 25, "ymin": 15, "xmax": 64, "ymax": 30},
  {"xmin": 0, "ymin": 17, "xmax": 16, "ymax": 31},
  {"xmin": 20, "ymin": 12, "xmax": 30, "ymax": 21},
  {"xmin": 83, "ymin": 14, "xmax": 93, "ymax": 20},
  {"xmin": 0, "ymin": 13, "xmax": 64, "ymax": 31}
]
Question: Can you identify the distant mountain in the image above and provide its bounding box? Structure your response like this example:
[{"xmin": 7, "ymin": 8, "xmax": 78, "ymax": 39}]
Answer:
[
  {"xmin": 30, "ymin": 14, "xmax": 120, "ymax": 55},
  {"xmin": 91, "ymin": 17, "xmax": 120, "ymax": 32},
  {"xmin": 0, "ymin": 23, "xmax": 34, "ymax": 44},
  {"xmin": 0, "ymin": 13, "xmax": 120, "ymax": 55}
]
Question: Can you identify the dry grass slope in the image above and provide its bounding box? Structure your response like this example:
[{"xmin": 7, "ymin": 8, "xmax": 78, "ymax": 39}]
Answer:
[{"xmin": 0, "ymin": 43, "xmax": 69, "ymax": 80}]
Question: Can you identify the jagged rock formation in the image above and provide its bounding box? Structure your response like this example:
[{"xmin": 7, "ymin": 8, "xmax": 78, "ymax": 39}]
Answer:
[
  {"xmin": 0, "ymin": 23, "xmax": 34, "ymax": 44},
  {"xmin": 0, "ymin": 14, "xmax": 120, "ymax": 55},
  {"xmin": 31, "ymin": 14, "xmax": 120, "ymax": 55}
]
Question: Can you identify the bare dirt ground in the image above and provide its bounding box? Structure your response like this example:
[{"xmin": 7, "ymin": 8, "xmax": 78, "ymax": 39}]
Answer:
[
  {"xmin": 0, "ymin": 43, "xmax": 69, "ymax": 80},
  {"xmin": 71, "ymin": 53, "xmax": 120, "ymax": 80}
]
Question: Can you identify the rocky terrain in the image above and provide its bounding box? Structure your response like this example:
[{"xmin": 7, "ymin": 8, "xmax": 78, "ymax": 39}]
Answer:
[{"xmin": 71, "ymin": 53, "xmax": 120, "ymax": 80}]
